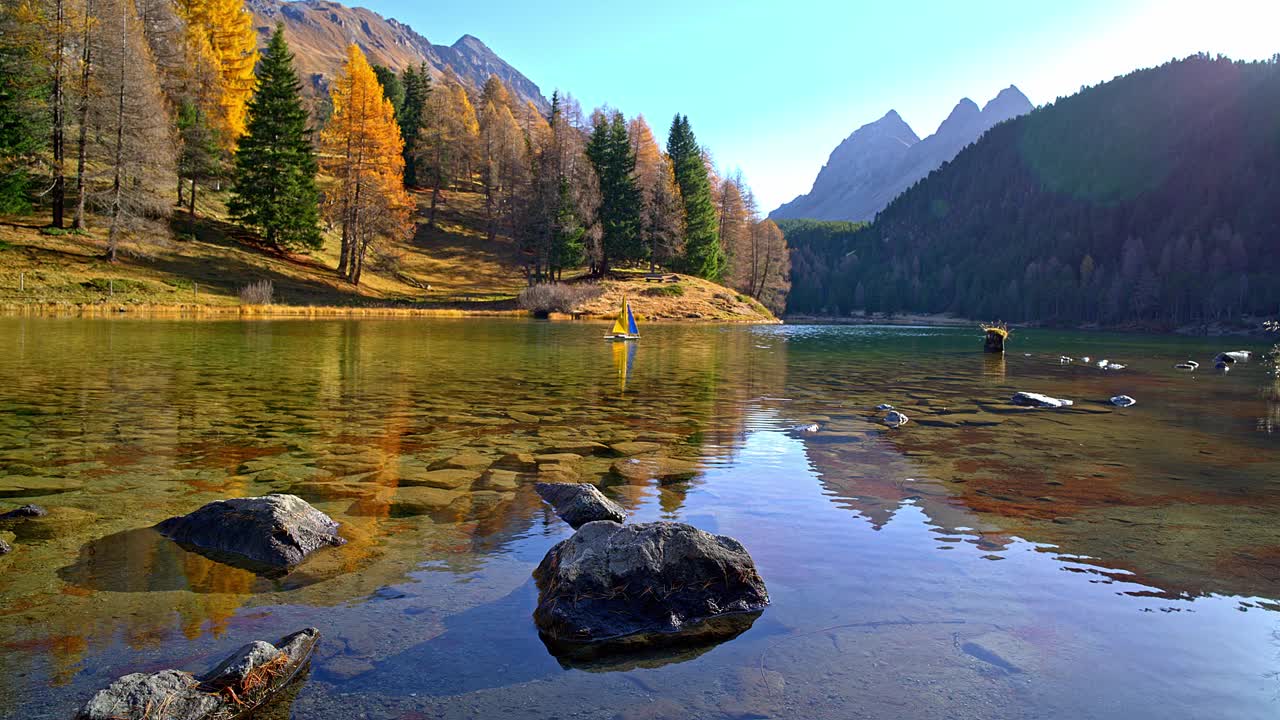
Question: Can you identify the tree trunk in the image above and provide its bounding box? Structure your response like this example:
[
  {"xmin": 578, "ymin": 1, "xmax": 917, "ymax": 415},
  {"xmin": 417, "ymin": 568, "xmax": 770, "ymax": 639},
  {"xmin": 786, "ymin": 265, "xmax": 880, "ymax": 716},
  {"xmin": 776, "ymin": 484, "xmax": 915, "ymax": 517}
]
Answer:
[
  {"xmin": 428, "ymin": 184, "xmax": 440, "ymax": 229},
  {"xmin": 51, "ymin": 0, "xmax": 66, "ymax": 228},
  {"xmin": 188, "ymin": 177, "xmax": 196, "ymax": 234},
  {"xmin": 105, "ymin": 1, "xmax": 127, "ymax": 263},
  {"xmin": 72, "ymin": 0, "xmax": 92, "ymax": 230}
]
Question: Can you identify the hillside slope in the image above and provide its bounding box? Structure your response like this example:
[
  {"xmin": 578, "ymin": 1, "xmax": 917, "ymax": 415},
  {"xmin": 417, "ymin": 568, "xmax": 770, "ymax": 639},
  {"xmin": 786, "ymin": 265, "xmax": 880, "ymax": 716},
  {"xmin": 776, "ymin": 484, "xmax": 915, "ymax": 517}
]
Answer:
[
  {"xmin": 0, "ymin": 190, "xmax": 776, "ymax": 322},
  {"xmin": 785, "ymin": 56, "xmax": 1280, "ymax": 327},
  {"xmin": 247, "ymin": 0, "xmax": 547, "ymax": 109},
  {"xmin": 771, "ymin": 86, "xmax": 1032, "ymax": 222}
]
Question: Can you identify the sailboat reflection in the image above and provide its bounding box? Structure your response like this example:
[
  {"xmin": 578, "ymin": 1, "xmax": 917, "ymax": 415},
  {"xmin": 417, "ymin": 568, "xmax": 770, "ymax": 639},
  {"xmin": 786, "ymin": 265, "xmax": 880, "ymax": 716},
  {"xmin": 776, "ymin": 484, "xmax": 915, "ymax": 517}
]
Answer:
[{"xmin": 613, "ymin": 339, "xmax": 638, "ymax": 391}]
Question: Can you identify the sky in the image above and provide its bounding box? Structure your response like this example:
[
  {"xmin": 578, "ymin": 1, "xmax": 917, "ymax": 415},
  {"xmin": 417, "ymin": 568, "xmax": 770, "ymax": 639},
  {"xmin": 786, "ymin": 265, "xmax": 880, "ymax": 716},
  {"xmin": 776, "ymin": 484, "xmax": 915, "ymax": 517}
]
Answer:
[{"xmin": 360, "ymin": 0, "xmax": 1279, "ymax": 212}]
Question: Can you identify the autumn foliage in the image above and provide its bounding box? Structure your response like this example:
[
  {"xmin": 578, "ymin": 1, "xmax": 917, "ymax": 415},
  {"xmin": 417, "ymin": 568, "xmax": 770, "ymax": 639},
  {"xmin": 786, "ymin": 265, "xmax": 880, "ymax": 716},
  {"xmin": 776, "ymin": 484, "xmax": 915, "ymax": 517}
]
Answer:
[
  {"xmin": 177, "ymin": 0, "xmax": 257, "ymax": 146},
  {"xmin": 320, "ymin": 44, "xmax": 413, "ymax": 286}
]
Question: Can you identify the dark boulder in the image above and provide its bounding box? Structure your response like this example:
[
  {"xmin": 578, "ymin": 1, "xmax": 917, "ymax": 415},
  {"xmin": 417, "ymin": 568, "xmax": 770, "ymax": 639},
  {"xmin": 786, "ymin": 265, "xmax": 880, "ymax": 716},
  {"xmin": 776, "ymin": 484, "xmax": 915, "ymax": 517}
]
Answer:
[
  {"xmin": 156, "ymin": 494, "xmax": 344, "ymax": 569},
  {"xmin": 76, "ymin": 628, "xmax": 319, "ymax": 720},
  {"xmin": 534, "ymin": 482, "xmax": 625, "ymax": 529},
  {"xmin": 533, "ymin": 521, "xmax": 768, "ymax": 652},
  {"xmin": 0, "ymin": 504, "xmax": 47, "ymax": 521}
]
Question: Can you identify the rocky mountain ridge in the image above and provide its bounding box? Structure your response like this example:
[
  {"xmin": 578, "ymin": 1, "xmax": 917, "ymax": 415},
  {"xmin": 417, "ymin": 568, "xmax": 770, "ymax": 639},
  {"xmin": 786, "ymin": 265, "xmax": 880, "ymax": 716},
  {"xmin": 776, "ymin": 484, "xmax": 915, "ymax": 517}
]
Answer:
[
  {"xmin": 246, "ymin": 0, "xmax": 548, "ymax": 110},
  {"xmin": 772, "ymin": 86, "xmax": 1033, "ymax": 221}
]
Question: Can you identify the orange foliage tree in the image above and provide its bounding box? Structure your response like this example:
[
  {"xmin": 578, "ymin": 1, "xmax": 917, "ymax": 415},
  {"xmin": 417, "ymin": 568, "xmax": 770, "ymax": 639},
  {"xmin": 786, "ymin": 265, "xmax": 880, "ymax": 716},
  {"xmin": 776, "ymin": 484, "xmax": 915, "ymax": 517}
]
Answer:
[
  {"xmin": 177, "ymin": 0, "xmax": 257, "ymax": 145},
  {"xmin": 320, "ymin": 44, "xmax": 412, "ymax": 286}
]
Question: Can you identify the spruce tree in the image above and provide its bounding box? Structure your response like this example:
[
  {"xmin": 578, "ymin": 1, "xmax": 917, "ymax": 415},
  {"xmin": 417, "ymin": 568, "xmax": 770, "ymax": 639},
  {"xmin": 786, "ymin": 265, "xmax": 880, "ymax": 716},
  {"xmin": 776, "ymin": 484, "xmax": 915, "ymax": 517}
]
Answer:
[
  {"xmin": 398, "ymin": 63, "xmax": 430, "ymax": 186},
  {"xmin": 372, "ymin": 64, "xmax": 404, "ymax": 117},
  {"xmin": 586, "ymin": 110, "xmax": 641, "ymax": 274},
  {"xmin": 667, "ymin": 114, "xmax": 723, "ymax": 280},
  {"xmin": 228, "ymin": 25, "xmax": 321, "ymax": 251},
  {"xmin": 0, "ymin": 3, "xmax": 49, "ymax": 214}
]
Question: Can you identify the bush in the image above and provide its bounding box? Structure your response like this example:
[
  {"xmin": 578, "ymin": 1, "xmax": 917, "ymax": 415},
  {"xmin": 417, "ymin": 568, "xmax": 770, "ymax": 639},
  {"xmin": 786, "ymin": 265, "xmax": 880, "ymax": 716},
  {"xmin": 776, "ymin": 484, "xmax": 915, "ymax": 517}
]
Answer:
[
  {"xmin": 518, "ymin": 283, "xmax": 602, "ymax": 314},
  {"xmin": 239, "ymin": 279, "xmax": 274, "ymax": 305},
  {"xmin": 644, "ymin": 284, "xmax": 685, "ymax": 297}
]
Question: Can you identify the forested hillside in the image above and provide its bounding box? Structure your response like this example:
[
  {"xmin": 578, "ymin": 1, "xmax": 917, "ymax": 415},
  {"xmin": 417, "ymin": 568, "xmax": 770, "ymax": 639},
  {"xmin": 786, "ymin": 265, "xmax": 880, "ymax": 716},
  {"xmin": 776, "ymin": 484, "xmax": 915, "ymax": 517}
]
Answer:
[
  {"xmin": 786, "ymin": 55, "xmax": 1280, "ymax": 326},
  {"xmin": 0, "ymin": 0, "xmax": 789, "ymax": 315}
]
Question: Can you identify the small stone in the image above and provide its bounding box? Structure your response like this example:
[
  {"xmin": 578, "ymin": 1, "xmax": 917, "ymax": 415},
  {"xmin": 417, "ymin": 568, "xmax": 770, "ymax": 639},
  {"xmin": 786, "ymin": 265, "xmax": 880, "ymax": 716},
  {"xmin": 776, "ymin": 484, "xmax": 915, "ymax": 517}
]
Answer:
[
  {"xmin": 428, "ymin": 452, "xmax": 492, "ymax": 471},
  {"xmin": 1011, "ymin": 392, "xmax": 1073, "ymax": 408},
  {"xmin": 883, "ymin": 411, "xmax": 909, "ymax": 428},
  {"xmin": 610, "ymin": 456, "xmax": 700, "ymax": 483},
  {"xmin": 0, "ymin": 504, "xmax": 48, "ymax": 520},
  {"xmin": 399, "ymin": 468, "xmax": 481, "ymax": 490},
  {"xmin": 1109, "ymin": 395, "xmax": 1137, "ymax": 407},
  {"xmin": 608, "ymin": 441, "xmax": 662, "ymax": 457},
  {"xmin": 535, "ymin": 482, "xmax": 626, "ymax": 528},
  {"xmin": 390, "ymin": 486, "xmax": 462, "ymax": 515}
]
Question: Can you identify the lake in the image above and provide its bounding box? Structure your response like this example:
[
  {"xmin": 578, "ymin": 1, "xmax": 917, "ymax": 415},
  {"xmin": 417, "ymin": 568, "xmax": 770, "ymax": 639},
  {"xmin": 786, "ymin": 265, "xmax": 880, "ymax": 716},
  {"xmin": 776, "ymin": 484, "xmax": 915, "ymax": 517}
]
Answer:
[{"xmin": 0, "ymin": 318, "xmax": 1277, "ymax": 719}]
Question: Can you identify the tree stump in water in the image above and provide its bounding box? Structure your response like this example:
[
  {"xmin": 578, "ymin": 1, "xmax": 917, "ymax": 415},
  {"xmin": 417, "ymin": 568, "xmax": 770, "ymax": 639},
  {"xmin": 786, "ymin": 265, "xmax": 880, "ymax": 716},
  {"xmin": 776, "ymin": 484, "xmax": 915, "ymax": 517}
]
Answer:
[{"xmin": 982, "ymin": 325, "xmax": 1009, "ymax": 354}]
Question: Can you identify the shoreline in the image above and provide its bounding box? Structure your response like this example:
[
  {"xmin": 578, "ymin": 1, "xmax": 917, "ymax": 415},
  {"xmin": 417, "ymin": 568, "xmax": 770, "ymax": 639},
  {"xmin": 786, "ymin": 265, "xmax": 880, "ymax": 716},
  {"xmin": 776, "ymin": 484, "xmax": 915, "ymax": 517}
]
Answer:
[
  {"xmin": 785, "ymin": 313, "xmax": 1271, "ymax": 337},
  {"xmin": 0, "ymin": 302, "xmax": 778, "ymax": 324}
]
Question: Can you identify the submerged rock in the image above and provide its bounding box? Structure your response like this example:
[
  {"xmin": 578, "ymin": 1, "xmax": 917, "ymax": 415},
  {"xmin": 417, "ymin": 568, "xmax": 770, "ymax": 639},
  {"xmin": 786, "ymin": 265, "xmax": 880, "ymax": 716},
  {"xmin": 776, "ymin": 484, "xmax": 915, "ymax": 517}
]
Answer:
[
  {"xmin": 1011, "ymin": 392, "xmax": 1074, "ymax": 408},
  {"xmin": 156, "ymin": 494, "xmax": 345, "ymax": 569},
  {"xmin": 76, "ymin": 628, "xmax": 318, "ymax": 720},
  {"xmin": 535, "ymin": 482, "xmax": 626, "ymax": 529},
  {"xmin": 0, "ymin": 504, "xmax": 47, "ymax": 521},
  {"xmin": 882, "ymin": 411, "xmax": 909, "ymax": 428},
  {"xmin": 534, "ymin": 521, "xmax": 768, "ymax": 650},
  {"xmin": 610, "ymin": 456, "xmax": 700, "ymax": 483},
  {"xmin": 789, "ymin": 423, "xmax": 820, "ymax": 434},
  {"xmin": 0, "ymin": 537, "xmax": 9, "ymax": 554},
  {"xmin": 1109, "ymin": 395, "xmax": 1137, "ymax": 407},
  {"xmin": 1174, "ymin": 361, "xmax": 1199, "ymax": 371},
  {"xmin": 875, "ymin": 403, "xmax": 895, "ymax": 411}
]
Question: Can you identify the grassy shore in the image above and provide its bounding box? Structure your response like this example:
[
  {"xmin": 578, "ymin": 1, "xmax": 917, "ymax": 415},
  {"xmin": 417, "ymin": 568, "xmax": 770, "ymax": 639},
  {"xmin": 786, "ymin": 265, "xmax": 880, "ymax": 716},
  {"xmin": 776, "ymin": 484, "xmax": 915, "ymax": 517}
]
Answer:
[{"xmin": 0, "ymin": 189, "xmax": 776, "ymax": 323}]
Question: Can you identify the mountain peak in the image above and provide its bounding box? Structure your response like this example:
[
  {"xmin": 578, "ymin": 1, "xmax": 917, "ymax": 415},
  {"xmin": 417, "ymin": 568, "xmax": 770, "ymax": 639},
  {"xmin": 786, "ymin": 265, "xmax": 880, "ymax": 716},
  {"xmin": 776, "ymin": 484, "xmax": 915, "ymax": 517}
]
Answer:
[
  {"xmin": 982, "ymin": 85, "xmax": 1034, "ymax": 118},
  {"xmin": 452, "ymin": 34, "xmax": 490, "ymax": 52},
  {"xmin": 771, "ymin": 83, "xmax": 1032, "ymax": 222}
]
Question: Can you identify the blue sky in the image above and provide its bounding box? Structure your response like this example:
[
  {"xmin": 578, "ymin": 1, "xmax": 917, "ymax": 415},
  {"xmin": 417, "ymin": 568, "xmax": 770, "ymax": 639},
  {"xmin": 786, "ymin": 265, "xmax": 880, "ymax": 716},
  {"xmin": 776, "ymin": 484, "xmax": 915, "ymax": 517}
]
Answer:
[{"xmin": 361, "ymin": 0, "xmax": 1279, "ymax": 212}]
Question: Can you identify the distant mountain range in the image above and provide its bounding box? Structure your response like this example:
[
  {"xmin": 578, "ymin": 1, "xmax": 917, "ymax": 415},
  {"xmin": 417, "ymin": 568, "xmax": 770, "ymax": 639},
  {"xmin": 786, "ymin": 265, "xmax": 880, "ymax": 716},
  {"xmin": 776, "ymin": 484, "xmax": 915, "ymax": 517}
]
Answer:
[
  {"xmin": 783, "ymin": 55, "xmax": 1280, "ymax": 327},
  {"xmin": 246, "ymin": 0, "xmax": 548, "ymax": 110},
  {"xmin": 771, "ymin": 86, "xmax": 1033, "ymax": 222}
]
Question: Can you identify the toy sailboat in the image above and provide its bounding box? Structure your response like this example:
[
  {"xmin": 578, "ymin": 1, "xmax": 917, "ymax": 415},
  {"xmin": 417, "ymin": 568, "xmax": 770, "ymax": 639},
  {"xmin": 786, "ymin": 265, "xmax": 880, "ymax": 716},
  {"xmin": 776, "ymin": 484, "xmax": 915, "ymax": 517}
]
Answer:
[{"xmin": 605, "ymin": 298, "xmax": 640, "ymax": 341}]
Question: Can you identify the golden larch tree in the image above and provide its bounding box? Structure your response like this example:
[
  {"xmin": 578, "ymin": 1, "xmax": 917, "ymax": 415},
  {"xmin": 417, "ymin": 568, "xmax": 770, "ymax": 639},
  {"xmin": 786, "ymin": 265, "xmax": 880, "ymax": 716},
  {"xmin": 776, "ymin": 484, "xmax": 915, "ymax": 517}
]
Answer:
[
  {"xmin": 178, "ymin": 0, "xmax": 257, "ymax": 144},
  {"xmin": 320, "ymin": 44, "xmax": 412, "ymax": 286}
]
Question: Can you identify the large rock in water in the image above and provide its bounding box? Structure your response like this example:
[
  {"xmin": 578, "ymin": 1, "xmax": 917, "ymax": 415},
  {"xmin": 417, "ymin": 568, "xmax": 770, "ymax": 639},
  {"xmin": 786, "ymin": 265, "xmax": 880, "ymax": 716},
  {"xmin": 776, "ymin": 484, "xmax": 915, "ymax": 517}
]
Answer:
[
  {"xmin": 533, "ymin": 521, "xmax": 769, "ymax": 651},
  {"xmin": 156, "ymin": 494, "xmax": 344, "ymax": 568},
  {"xmin": 534, "ymin": 482, "xmax": 625, "ymax": 529},
  {"xmin": 76, "ymin": 628, "xmax": 319, "ymax": 720}
]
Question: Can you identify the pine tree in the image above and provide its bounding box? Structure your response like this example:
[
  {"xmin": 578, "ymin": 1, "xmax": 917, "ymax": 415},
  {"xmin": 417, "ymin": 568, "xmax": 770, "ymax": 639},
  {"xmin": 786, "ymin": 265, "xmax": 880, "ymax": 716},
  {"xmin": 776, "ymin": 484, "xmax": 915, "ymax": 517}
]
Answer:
[
  {"xmin": 586, "ymin": 109, "xmax": 641, "ymax": 274},
  {"xmin": 372, "ymin": 64, "xmax": 404, "ymax": 117},
  {"xmin": 320, "ymin": 44, "xmax": 412, "ymax": 285},
  {"xmin": 667, "ymin": 114, "xmax": 723, "ymax": 280},
  {"xmin": 398, "ymin": 63, "xmax": 430, "ymax": 187},
  {"xmin": 176, "ymin": 99, "xmax": 219, "ymax": 232},
  {"xmin": 0, "ymin": 1, "xmax": 49, "ymax": 213},
  {"xmin": 229, "ymin": 25, "xmax": 321, "ymax": 252}
]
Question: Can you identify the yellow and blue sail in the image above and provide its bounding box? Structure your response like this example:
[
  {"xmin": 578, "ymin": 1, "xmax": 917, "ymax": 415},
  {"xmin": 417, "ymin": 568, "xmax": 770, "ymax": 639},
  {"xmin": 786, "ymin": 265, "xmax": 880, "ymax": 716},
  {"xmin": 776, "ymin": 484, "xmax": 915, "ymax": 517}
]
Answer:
[{"xmin": 612, "ymin": 299, "xmax": 639, "ymax": 336}]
